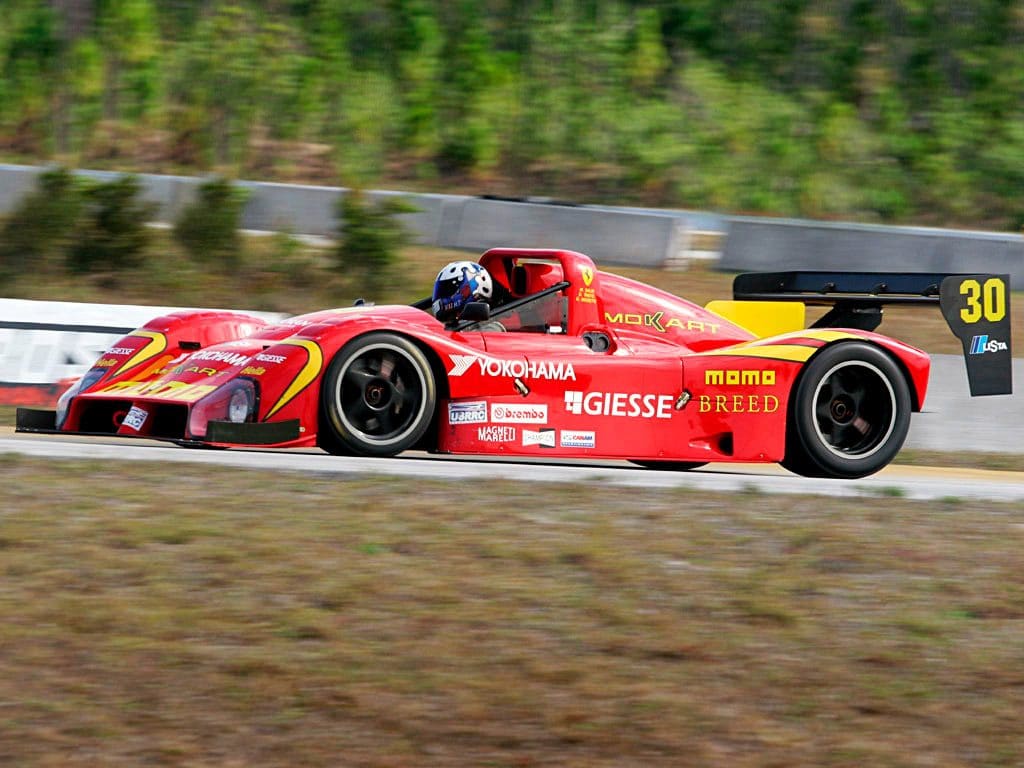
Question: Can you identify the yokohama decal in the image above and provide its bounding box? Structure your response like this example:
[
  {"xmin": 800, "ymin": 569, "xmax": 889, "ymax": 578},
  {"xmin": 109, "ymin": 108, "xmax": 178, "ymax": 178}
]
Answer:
[{"xmin": 448, "ymin": 354, "xmax": 576, "ymax": 381}]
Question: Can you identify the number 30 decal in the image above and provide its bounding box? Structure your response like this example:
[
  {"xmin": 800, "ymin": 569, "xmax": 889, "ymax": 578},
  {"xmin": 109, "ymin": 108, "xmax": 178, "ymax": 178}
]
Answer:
[{"xmin": 960, "ymin": 277, "xmax": 1007, "ymax": 324}]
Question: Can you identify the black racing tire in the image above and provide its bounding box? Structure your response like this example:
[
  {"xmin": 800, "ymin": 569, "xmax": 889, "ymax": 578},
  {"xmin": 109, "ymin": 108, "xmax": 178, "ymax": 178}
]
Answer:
[
  {"xmin": 629, "ymin": 460, "xmax": 708, "ymax": 471},
  {"xmin": 318, "ymin": 332, "xmax": 436, "ymax": 457},
  {"xmin": 782, "ymin": 342, "xmax": 911, "ymax": 479}
]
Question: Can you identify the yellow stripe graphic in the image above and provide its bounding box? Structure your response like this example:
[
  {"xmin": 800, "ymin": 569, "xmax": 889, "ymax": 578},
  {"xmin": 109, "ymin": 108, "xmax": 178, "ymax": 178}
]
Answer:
[
  {"xmin": 697, "ymin": 331, "xmax": 860, "ymax": 362},
  {"xmin": 264, "ymin": 339, "xmax": 323, "ymax": 420},
  {"xmin": 113, "ymin": 331, "xmax": 168, "ymax": 376}
]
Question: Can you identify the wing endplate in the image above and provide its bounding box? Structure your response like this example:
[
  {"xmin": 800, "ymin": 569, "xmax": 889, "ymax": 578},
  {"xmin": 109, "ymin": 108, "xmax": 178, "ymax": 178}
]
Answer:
[{"xmin": 940, "ymin": 275, "xmax": 1013, "ymax": 396}]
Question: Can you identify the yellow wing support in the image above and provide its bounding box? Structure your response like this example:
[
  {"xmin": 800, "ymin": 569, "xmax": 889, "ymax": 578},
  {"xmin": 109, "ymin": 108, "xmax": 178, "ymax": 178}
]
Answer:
[{"xmin": 705, "ymin": 300, "xmax": 806, "ymax": 339}]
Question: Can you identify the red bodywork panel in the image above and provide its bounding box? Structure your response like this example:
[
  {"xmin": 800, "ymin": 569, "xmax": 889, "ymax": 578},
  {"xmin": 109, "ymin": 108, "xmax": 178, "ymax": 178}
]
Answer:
[{"xmin": 55, "ymin": 248, "xmax": 931, "ymax": 465}]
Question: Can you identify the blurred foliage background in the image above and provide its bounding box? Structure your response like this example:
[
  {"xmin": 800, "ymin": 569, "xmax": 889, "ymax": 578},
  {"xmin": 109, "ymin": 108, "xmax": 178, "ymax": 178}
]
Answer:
[{"xmin": 2, "ymin": 0, "xmax": 1023, "ymax": 229}]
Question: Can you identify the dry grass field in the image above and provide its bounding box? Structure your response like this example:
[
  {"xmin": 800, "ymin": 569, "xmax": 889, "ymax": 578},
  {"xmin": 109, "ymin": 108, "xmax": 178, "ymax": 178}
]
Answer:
[{"xmin": 1, "ymin": 455, "xmax": 1023, "ymax": 767}]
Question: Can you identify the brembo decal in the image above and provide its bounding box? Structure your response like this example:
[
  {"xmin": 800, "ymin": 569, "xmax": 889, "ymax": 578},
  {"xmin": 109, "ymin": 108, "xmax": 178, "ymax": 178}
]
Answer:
[{"xmin": 263, "ymin": 339, "xmax": 324, "ymax": 420}]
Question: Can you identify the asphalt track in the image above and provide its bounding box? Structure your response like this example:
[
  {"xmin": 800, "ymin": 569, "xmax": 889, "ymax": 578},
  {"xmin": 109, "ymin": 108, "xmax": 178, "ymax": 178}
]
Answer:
[{"xmin": 4, "ymin": 429, "xmax": 1024, "ymax": 503}]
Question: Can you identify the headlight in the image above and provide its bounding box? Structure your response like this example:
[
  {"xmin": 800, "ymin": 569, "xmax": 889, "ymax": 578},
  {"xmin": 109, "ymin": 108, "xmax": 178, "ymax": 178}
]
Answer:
[
  {"xmin": 55, "ymin": 368, "xmax": 106, "ymax": 429},
  {"xmin": 188, "ymin": 379, "xmax": 258, "ymax": 439},
  {"xmin": 228, "ymin": 387, "xmax": 253, "ymax": 423}
]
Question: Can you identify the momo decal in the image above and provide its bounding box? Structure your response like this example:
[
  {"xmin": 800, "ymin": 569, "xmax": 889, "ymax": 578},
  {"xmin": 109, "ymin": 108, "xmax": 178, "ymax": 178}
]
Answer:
[
  {"xmin": 564, "ymin": 391, "xmax": 673, "ymax": 419},
  {"xmin": 491, "ymin": 403, "xmax": 548, "ymax": 424},
  {"xmin": 704, "ymin": 369, "xmax": 776, "ymax": 386},
  {"xmin": 448, "ymin": 354, "xmax": 576, "ymax": 381}
]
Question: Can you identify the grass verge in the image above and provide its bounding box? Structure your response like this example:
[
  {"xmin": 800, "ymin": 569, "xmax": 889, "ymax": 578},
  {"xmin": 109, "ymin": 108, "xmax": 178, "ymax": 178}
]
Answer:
[{"xmin": 1, "ymin": 455, "xmax": 1023, "ymax": 766}]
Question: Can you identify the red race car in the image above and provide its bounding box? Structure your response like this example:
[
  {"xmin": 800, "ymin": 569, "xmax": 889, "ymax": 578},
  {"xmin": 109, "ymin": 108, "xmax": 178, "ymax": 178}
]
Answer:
[{"xmin": 16, "ymin": 248, "xmax": 1012, "ymax": 478}]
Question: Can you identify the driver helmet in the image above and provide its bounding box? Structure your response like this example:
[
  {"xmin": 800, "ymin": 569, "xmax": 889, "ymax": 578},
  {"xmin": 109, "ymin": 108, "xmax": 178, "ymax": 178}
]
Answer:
[{"xmin": 432, "ymin": 261, "xmax": 494, "ymax": 322}]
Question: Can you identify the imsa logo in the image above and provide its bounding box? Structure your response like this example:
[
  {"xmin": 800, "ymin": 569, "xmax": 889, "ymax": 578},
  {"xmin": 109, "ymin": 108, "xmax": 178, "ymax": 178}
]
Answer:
[{"xmin": 704, "ymin": 369, "xmax": 776, "ymax": 387}]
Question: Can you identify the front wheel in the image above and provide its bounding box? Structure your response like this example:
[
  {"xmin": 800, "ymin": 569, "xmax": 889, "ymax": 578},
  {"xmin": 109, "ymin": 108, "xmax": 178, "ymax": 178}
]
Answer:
[
  {"xmin": 319, "ymin": 333, "xmax": 436, "ymax": 457},
  {"xmin": 782, "ymin": 342, "xmax": 911, "ymax": 478}
]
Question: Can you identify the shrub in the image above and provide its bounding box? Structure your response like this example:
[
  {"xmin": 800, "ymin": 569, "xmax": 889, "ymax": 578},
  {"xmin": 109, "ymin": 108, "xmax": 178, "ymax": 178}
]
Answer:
[
  {"xmin": 173, "ymin": 177, "xmax": 248, "ymax": 270},
  {"xmin": 334, "ymin": 190, "xmax": 414, "ymax": 301},
  {"xmin": 67, "ymin": 174, "xmax": 157, "ymax": 273},
  {"xmin": 0, "ymin": 168, "xmax": 83, "ymax": 282}
]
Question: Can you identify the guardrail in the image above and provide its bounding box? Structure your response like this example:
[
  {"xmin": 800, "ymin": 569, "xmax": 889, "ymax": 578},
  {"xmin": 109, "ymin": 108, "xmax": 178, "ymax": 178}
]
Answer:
[
  {"xmin": 720, "ymin": 216, "xmax": 1024, "ymax": 284},
  {"xmin": 3, "ymin": 164, "xmax": 1022, "ymax": 276},
  {"xmin": 0, "ymin": 164, "xmax": 687, "ymax": 268}
]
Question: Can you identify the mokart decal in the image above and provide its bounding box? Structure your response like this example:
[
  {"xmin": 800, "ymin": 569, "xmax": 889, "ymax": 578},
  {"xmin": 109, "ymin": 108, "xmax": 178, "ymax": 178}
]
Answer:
[
  {"xmin": 447, "ymin": 354, "xmax": 576, "ymax": 381},
  {"xmin": 112, "ymin": 331, "xmax": 168, "ymax": 376},
  {"xmin": 605, "ymin": 311, "xmax": 721, "ymax": 334},
  {"xmin": 704, "ymin": 369, "xmax": 777, "ymax": 386},
  {"xmin": 449, "ymin": 401, "xmax": 488, "ymax": 424},
  {"xmin": 491, "ymin": 403, "xmax": 547, "ymax": 424},
  {"xmin": 264, "ymin": 339, "xmax": 324, "ymax": 420},
  {"xmin": 522, "ymin": 428, "xmax": 556, "ymax": 448},
  {"xmin": 564, "ymin": 391, "xmax": 673, "ymax": 419},
  {"xmin": 100, "ymin": 379, "xmax": 217, "ymax": 402}
]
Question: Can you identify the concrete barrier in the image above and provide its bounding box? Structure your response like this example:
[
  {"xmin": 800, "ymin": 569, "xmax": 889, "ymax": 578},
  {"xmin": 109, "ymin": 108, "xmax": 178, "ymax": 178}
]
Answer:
[
  {"xmin": 446, "ymin": 198, "xmax": 682, "ymax": 268},
  {"xmin": 0, "ymin": 164, "xmax": 687, "ymax": 267},
  {"xmin": 721, "ymin": 216, "xmax": 1024, "ymax": 284}
]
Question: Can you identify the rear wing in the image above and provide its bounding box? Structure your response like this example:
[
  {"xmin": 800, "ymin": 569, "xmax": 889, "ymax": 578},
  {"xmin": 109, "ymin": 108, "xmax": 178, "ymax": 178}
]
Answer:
[{"xmin": 733, "ymin": 271, "xmax": 1012, "ymax": 396}]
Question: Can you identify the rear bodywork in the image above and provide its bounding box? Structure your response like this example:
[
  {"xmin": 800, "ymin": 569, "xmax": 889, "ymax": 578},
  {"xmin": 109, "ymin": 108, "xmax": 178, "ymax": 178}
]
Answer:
[{"xmin": 17, "ymin": 248, "xmax": 1011, "ymax": 469}]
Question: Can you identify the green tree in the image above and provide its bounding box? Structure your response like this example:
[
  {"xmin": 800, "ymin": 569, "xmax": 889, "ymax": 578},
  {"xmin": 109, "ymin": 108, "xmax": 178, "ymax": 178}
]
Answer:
[
  {"xmin": 173, "ymin": 177, "xmax": 248, "ymax": 269},
  {"xmin": 334, "ymin": 190, "xmax": 413, "ymax": 301},
  {"xmin": 68, "ymin": 174, "xmax": 156, "ymax": 273},
  {"xmin": 97, "ymin": 0, "xmax": 160, "ymax": 123},
  {"xmin": 0, "ymin": 168, "xmax": 83, "ymax": 282}
]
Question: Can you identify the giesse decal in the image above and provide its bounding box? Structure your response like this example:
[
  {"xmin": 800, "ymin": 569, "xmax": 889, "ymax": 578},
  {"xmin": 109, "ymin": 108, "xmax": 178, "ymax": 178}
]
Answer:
[{"xmin": 564, "ymin": 391, "xmax": 672, "ymax": 419}]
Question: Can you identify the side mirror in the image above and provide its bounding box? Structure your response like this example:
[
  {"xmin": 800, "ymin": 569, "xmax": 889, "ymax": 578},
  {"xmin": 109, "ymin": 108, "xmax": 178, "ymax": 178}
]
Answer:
[{"xmin": 459, "ymin": 301, "xmax": 491, "ymax": 323}]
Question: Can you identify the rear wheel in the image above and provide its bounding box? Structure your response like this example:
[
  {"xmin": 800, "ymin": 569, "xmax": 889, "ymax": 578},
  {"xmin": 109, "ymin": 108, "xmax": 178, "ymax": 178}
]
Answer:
[
  {"xmin": 782, "ymin": 342, "xmax": 911, "ymax": 478},
  {"xmin": 319, "ymin": 333, "xmax": 436, "ymax": 457}
]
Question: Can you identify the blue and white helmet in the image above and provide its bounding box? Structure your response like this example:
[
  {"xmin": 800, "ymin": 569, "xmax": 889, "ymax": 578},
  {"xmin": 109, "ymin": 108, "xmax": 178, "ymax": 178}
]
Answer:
[{"xmin": 431, "ymin": 261, "xmax": 494, "ymax": 322}]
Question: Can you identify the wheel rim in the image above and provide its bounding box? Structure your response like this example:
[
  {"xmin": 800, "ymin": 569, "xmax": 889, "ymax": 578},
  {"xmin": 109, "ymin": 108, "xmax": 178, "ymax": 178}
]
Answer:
[
  {"xmin": 810, "ymin": 360, "xmax": 897, "ymax": 460},
  {"xmin": 334, "ymin": 343, "xmax": 428, "ymax": 447}
]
